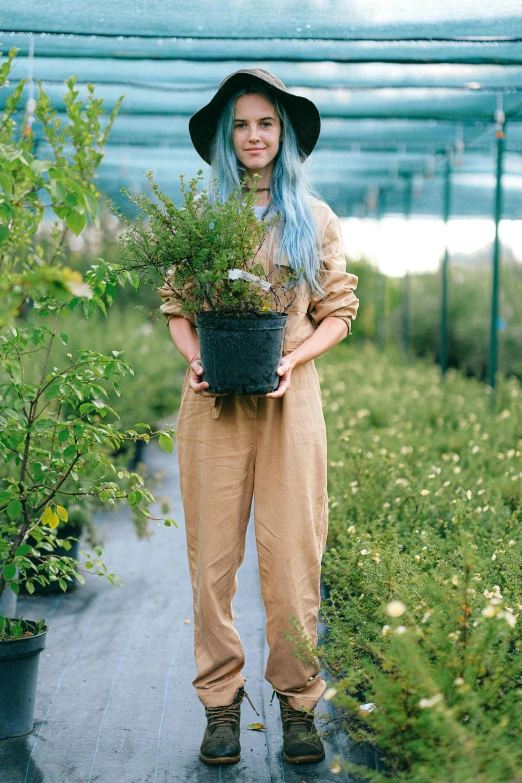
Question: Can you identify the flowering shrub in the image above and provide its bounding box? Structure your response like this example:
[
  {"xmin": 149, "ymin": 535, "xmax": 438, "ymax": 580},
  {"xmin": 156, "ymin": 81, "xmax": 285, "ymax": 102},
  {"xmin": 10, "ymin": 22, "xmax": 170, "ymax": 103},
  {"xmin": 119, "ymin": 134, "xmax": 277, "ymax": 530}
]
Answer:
[{"xmin": 316, "ymin": 342, "xmax": 522, "ymax": 782}]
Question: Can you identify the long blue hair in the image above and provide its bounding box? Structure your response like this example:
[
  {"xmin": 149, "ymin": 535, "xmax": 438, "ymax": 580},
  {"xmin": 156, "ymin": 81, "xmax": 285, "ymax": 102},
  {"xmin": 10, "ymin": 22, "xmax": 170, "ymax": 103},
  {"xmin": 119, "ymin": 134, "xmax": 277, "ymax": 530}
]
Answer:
[{"xmin": 209, "ymin": 85, "xmax": 324, "ymax": 295}]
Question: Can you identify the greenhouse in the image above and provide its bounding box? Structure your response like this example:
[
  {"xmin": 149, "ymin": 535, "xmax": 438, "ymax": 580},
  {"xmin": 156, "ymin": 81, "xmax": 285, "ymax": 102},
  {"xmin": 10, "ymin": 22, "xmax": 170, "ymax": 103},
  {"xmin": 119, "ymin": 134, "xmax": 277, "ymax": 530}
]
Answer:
[{"xmin": 1, "ymin": 2, "xmax": 521, "ymax": 781}]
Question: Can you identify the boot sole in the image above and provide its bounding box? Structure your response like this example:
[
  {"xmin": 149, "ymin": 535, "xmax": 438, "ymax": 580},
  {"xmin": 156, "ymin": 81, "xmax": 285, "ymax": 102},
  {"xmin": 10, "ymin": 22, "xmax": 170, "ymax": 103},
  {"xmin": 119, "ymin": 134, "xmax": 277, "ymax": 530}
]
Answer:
[
  {"xmin": 199, "ymin": 752, "xmax": 240, "ymax": 765},
  {"xmin": 284, "ymin": 751, "xmax": 325, "ymax": 764}
]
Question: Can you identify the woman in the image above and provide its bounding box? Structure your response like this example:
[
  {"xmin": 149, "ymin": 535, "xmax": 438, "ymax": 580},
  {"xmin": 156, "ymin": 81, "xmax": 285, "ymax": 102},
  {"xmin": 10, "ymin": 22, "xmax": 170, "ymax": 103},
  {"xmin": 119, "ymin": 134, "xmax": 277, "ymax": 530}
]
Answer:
[{"xmin": 159, "ymin": 68, "xmax": 359, "ymax": 766}]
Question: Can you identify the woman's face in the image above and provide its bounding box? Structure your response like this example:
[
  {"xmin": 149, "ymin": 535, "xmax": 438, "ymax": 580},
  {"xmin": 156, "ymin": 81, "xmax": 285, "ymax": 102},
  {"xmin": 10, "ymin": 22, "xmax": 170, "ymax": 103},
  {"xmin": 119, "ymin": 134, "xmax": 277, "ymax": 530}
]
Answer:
[{"xmin": 232, "ymin": 93, "xmax": 282, "ymax": 176}]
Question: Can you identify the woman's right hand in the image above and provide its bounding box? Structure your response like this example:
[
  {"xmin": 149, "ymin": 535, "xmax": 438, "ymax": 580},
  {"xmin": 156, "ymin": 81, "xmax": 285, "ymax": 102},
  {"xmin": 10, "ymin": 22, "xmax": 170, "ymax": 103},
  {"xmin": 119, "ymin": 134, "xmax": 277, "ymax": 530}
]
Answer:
[{"xmin": 188, "ymin": 359, "xmax": 224, "ymax": 397}]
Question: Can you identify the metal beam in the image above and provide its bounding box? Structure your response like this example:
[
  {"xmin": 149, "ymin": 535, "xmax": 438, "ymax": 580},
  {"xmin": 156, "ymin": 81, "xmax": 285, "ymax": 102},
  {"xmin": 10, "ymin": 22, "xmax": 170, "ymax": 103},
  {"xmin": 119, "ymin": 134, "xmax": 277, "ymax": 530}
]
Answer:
[
  {"xmin": 439, "ymin": 154, "xmax": 452, "ymax": 376},
  {"xmin": 487, "ymin": 103, "xmax": 506, "ymax": 393}
]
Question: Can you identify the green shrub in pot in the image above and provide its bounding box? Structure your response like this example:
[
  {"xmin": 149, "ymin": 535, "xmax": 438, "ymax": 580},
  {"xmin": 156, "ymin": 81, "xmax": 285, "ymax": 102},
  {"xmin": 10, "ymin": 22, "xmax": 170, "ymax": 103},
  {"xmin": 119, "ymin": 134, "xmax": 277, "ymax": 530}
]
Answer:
[
  {"xmin": 117, "ymin": 171, "xmax": 299, "ymax": 393},
  {"xmin": 0, "ymin": 50, "xmax": 177, "ymax": 745}
]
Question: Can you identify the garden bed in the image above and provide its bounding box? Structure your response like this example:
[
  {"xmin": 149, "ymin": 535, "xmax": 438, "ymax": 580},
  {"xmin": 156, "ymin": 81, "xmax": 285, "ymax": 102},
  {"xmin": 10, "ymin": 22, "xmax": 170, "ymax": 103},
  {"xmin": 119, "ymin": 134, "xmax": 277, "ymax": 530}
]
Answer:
[{"xmin": 316, "ymin": 342, "xmax": 522, "ymax": 783}]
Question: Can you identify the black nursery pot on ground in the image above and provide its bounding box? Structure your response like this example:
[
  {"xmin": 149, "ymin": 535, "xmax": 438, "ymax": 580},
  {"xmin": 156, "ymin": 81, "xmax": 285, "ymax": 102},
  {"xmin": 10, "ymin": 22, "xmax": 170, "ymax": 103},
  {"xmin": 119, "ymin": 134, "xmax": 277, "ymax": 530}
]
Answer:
[
  {"xmin": 0, "ymin": 622, "xmax": 47, "ymax": 739},
  {"xmin": 195, "ymin": 312, "xmax": 287, "ymax": 395}
]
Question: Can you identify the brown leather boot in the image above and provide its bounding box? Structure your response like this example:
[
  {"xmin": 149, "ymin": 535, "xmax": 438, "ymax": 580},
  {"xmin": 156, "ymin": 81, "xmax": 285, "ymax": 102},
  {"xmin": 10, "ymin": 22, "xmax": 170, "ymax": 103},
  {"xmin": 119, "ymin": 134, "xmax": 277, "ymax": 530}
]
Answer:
[
  {"xmin": 277, "ymin": 692, "xmax": 325, "ymax": 764},
  {"xmin": 199, "ymin": 687, "xmax": 244, "ymax": 765}
]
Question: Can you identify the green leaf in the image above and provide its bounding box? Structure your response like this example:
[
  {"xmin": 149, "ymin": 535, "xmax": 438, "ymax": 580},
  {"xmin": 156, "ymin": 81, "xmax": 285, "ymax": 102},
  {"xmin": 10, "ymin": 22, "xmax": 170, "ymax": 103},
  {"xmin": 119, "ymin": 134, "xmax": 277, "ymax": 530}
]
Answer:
[
  {"xmin": 30, "ymin": 159, "xmax": 51, "ymax": 176},
  {"xmin": 63, "ymin": 444, "xmax": 77, "ymax": 457},
  {"xmin": 25, "ymin": 581, "xmax": 35, "ymax": 595},
  {"xmin": 0, "ymin": 171, "xmax": 14, "ymax": 194},
  {"xmin": 84, "ymin": 191, "xmax": 99, "ymax": 218},
  {"xmin": 59, "ymin": 333, "xmax": 69, "ymax": 345},
  {"xmin": 0, "ymin": 225, "xmax": 10, "ymax": 244},
  {"xmin": 7, "ymin": 499, "xmax": 22, "ymax": 519},
  {"xmin": 57, "ymin": 429, "xmax": 69, "ymax": 443},
  {"xmin": 158, "ymin": 433, "xmax": 174, "ymax": 454},
  {"xmin": 3, "ymin": 563, "xmax": 16, "ymax": 580},
  {"xmin": 15, "ymin": 544, "xmax": 32, "ymax": 556},
  {"xmin": 65, "ymin": 209, "xmax": 87, "ymax": 236}
]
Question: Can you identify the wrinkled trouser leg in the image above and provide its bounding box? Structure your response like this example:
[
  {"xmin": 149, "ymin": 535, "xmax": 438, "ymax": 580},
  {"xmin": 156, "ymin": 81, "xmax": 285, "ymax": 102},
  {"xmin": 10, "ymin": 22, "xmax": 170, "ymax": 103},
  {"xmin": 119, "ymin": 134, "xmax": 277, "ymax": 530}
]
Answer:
[
  {"xmin": 255, "ymin": 360, "xmax": 328, "ymax": 711},
  {"xmin": 176, "ymin": 360, "xmax": 328, "ymax": 711}
]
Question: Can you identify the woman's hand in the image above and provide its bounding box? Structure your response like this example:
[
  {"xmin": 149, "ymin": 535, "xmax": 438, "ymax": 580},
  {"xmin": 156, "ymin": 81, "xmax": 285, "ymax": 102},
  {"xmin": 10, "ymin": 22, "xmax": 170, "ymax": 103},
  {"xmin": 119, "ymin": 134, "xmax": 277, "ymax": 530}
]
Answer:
[
  {"xmin": 265, "ymin": 355, "xmax": 294, "ymax": 398},
  {"xmin": 188, "ymin": 359, "xmax": 224, "ymax": 397}
]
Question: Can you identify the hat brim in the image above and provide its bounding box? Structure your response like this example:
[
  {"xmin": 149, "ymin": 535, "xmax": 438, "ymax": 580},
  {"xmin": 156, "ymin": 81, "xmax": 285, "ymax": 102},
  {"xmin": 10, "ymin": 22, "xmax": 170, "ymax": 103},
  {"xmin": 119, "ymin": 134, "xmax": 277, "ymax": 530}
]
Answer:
[{"xmin": 188, "ymin": 72, "xmax": 321, "ymax": 165}]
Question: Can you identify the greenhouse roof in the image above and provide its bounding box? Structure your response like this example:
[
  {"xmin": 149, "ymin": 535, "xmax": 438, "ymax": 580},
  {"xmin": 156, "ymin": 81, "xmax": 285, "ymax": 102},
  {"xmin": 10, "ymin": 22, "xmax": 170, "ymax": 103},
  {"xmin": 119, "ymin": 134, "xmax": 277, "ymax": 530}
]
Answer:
[
  {"xmin": 4, "ymin": 0, "xmax": 522, "ymax": 40},
  {"xmin": 2, "ymin": 1, "xmax": 522, "ymax": 218}
]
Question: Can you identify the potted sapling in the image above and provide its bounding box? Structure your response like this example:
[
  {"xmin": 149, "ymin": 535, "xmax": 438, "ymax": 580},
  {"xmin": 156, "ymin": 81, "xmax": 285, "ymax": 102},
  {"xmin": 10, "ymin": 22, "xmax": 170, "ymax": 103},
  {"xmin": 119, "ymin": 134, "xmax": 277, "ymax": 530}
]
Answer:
[{"xmin": 117, "ymin": 171, "xmax": 300, "ymax": 394}]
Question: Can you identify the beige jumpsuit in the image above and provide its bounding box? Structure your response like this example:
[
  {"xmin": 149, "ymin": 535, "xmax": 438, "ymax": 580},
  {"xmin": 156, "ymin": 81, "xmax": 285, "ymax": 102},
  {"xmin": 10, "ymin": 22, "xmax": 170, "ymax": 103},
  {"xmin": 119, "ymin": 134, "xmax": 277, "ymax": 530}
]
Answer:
[{"xmin": 159, "ymin": 197, "xmax": 359, "ymax": 711}]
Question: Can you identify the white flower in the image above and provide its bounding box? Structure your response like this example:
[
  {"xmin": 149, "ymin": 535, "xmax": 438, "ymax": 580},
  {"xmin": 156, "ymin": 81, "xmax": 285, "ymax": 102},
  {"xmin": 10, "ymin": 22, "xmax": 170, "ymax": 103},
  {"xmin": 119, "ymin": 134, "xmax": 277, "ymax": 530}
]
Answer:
[
  {"xmin": 331, "ymin": 761, "xmax": 342, "ymax": 774},
  {"xmin": 381, "ymin": 625, "xmax": 391, "ymax": 636},
  {"xmin": 420, "ymin": 489, "xmax": 430, "ymax": 496},
  {"xmin": 491, "ymin": 553, "xmax": 497, "ymax": 561},
  {"xmin": 386, "ymin": 600, "xmax": 406, "ymax": 618},
  {"xmin": 66, "ymin": 280, "xmax": 93, "ymax": 298},
  {"xmin": 454, "ymin": 677, "xmax": 465, "ymax": 686},
  {"xmin": 421, "ymin": 611, "xmax": 432, "ymax": 623},
  {"xmin": 482, "ymin": 605, "xmax": 496, "ymax": 618},
  {"xmin": 359, "ymin": 703, "xmax": 376, "ymax": 713},
  {"xmin": 451, "ymin": 575, "xmax": 459, "ymax": 586},
  {"xmin": 347, "ymin": 525, "xmax": 356, "ymax": 534},
  {"xmin": 466, "ymin": 490, "xmax": 472, "ymax": 500},
  {"xmin": 323, "ymin": 688, "xmax": 337, "ymax": 701},
  {"xmin": 419, "ymin": 693, "xmax": 443, "ymax": 708},
  {"xmin": 360, "ymin": 549, "xmax": 371, "ymax": 556},
  {"xmin": 395, "ymin": 625, "xmax": 407, "ymax": 634}
]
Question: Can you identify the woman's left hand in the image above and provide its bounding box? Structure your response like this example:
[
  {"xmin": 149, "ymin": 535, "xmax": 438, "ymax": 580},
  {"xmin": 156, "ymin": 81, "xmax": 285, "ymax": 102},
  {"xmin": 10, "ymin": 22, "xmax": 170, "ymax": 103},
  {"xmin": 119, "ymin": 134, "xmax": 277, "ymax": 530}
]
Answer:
[{"xmin": 265, "ymin": 356, "xmax": 293, "ymax": 398}]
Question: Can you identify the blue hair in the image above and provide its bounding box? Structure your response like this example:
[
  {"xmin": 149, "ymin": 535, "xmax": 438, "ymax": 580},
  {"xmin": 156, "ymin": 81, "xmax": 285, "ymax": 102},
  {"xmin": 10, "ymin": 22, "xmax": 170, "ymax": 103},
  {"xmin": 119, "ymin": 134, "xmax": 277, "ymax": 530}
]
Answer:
[{"xmin": 209, "ymin": 85, "xmax": 324, "ymax": 296}]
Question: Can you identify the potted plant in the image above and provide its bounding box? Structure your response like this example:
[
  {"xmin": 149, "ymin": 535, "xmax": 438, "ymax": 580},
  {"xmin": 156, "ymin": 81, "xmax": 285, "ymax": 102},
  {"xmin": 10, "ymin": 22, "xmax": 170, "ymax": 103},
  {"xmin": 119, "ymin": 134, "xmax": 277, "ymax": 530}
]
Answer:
[
  {"xmin": 0, "ymin": 52, "xmax": 177, "ymax": 739},
  {"xmin": 117, "ymin": 171, "xmax": 299, "ymax": 394},
  {"xmin": 0, "ymin": 617, "xmax": 47, "ymax": 739}
]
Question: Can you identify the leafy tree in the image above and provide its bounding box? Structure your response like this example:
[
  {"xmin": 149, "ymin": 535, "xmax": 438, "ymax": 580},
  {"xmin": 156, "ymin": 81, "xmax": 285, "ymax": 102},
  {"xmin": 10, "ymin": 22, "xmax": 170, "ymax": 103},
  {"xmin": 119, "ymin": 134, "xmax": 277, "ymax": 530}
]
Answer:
[{"xmin": 0, "ymin": 49, "xmax": 175, "ymax": 612}]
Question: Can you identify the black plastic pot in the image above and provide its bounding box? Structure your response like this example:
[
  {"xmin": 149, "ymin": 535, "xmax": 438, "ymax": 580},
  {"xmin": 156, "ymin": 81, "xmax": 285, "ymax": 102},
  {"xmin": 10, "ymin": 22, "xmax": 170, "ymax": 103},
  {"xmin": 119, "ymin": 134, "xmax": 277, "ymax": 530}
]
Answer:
[
  {"xmin": 0, "ymin": 622, "xmax": 47, "ymax": 739},
  {"xmin": 195, "ymin": 312, "xmax": 287, "ymax": 395}
]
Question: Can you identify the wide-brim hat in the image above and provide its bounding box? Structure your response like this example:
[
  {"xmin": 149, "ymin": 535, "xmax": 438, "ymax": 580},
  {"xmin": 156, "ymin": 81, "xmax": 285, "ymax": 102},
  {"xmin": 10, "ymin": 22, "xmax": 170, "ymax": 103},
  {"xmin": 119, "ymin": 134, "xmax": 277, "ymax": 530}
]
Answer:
[{"xmin": 188, "ymin": 68, "xmax": 321, "ymax": 165}]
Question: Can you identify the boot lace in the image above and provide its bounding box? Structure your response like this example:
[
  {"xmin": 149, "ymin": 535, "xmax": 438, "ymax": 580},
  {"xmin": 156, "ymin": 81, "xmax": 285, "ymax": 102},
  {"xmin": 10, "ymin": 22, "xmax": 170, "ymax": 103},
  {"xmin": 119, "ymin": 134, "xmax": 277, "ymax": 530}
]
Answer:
[
  {"xmin": 206, "ymin": 702, "xmax": 242, "ymax": 732},
  {"xmin": 206, "ymin": 688, "xmax": 259, "ymax": 732},
  {"xmin": 278, "ymin": 697, "xmax": 315, "ymax": 733}
]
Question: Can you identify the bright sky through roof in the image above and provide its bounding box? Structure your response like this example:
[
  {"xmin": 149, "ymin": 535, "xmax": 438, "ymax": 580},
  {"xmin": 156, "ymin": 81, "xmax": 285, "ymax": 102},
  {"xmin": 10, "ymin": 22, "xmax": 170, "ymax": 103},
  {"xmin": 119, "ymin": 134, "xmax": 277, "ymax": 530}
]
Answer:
[{"xmin": 339, "ymin": 217, "xmax": 522, "ymax": 277}]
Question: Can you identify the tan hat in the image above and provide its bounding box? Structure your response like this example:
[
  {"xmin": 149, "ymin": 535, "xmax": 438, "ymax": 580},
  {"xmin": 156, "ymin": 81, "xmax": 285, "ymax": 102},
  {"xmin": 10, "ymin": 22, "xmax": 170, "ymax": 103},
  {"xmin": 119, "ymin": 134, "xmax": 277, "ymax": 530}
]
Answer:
[{"xmin": 188, "ymin": 68, "xmax": 321, "ymax": 165}]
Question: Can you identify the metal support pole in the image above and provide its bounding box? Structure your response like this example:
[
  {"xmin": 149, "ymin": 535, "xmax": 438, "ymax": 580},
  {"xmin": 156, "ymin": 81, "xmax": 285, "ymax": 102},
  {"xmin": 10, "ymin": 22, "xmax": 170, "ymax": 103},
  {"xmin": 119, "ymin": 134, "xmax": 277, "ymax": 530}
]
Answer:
[
  {"xmin": 487, "ymin": 100, "xmax": 505, "ymax": 394},
  {"xmin": 439, "ymin": 154, "xmax": 452, "ymax": 377},
  {"xmin": 401, "ymin": 175, "xmax": 413, "ymax": 358},
  {"xmin": 376, "ymin": 188, "xmax": 386, "ymax": 350}
]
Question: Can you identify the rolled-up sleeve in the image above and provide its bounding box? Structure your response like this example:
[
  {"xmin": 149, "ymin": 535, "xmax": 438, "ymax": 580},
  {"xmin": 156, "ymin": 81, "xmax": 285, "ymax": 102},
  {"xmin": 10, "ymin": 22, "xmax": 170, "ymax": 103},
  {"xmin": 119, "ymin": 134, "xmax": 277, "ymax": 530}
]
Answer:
[
  {"xmin": 308, "ymin": 213, "xmax": 359, "ymax": 335},
  {"xmin": 158, "ymin": 271, "xmax": 196, "ymax": 326}
]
